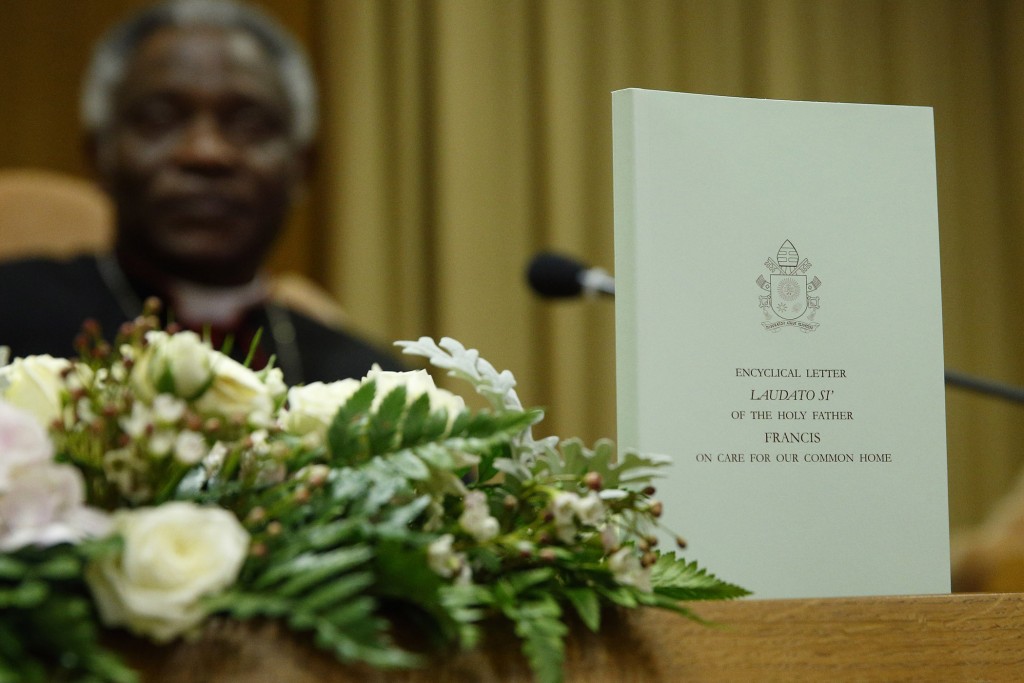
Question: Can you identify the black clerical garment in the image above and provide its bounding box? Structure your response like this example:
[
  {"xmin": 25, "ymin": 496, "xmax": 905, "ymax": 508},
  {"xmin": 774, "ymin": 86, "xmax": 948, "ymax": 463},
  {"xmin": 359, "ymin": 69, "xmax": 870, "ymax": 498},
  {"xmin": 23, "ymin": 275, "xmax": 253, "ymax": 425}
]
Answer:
[{"xmin": 0, "ymin": 254, "xmax": 401, "ymax": 384}]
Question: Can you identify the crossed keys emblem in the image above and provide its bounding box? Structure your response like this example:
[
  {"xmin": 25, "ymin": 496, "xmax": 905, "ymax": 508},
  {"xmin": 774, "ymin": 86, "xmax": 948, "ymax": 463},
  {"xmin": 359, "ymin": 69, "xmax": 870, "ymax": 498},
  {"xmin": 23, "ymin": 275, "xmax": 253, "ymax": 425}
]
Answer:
[{"xmin": 756, "ymin": 240, "xmax": 822, "ymax": 331}]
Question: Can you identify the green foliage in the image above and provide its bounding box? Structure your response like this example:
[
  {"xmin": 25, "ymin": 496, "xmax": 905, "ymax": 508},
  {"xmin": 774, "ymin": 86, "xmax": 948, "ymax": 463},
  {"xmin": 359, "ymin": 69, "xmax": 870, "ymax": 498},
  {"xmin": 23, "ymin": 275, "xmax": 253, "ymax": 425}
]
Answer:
[
  {"xmin": 0, "ymin": 541, "xmax": 136, "ymax": 683},
  {"xmin": 4, "ymin": 330, "xmax": 750, "ymax": 683},
  {"xmin": 215, "ymin": 533, "xmax": 419, "ymax": 669},
  {"xmin": 563, "ymin": 587, "xmax": 601, "ymax": 632},
  {"xmin": 532, "ymin": 438, "xmax": 672, "ymax": 491},
  {"xmin": 505, "ymin": 595, "xmax": 567, "ymax": 683},
  {"xmin": 649, "ymin": 553, "xmax": 752, "ymax": 601}
]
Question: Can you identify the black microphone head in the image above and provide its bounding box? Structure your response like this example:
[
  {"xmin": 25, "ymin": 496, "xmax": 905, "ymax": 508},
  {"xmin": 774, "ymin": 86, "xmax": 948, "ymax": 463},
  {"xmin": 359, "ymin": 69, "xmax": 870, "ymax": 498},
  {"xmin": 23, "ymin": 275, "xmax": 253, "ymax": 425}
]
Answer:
[{"xmin": 527, "ymin": 252, "xmax": 586, "ymax": 298}]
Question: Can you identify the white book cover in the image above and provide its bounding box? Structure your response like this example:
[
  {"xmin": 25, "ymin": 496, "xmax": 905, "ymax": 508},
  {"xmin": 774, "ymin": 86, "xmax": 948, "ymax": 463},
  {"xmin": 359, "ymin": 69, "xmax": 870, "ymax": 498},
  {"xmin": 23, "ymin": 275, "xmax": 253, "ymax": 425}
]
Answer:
[{"xmin": 613, "ymin": 89, "xmax": 949, "ymax": 599}]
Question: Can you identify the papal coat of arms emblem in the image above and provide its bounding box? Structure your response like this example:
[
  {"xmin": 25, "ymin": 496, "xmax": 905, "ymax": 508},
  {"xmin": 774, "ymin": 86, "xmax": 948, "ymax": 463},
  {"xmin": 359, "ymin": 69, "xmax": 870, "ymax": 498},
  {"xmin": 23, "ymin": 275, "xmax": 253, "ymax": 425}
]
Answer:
[{"xmin": 756, "ymin": 240, "xmax": 821, "ymax": 332}]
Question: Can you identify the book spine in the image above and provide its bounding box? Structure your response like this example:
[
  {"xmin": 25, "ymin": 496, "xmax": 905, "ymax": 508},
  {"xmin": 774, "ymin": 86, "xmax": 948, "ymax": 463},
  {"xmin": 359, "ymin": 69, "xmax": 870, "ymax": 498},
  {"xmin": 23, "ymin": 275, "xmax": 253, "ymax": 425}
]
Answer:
[{"xmin": 612, "ymin": 89, "xmax": 641, "ymax": 448}]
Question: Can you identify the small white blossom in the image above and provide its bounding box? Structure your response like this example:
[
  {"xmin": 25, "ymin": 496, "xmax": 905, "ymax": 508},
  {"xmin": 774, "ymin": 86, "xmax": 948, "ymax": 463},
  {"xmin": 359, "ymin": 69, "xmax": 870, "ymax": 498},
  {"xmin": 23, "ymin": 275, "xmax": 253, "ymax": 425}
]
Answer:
[
  {"xmin": 551, "ymin": 492, "xmax": 579, "ymax": 526},
  {"xmin": 173, "ymin": 431, "xmax": 207, "ymax": 465},
  {"xmin": 572, "ymin": 491, "xmax": 605, "ymax": 527},
  {"xmin": 202, "ymin": 442, "xmax": 228, "ymax": 477},
  {"xmin": 608, "ymin": 548, "xmax": 652, "ymax": 592},
  {"xmin": 427, "ymin": 534, "xmax": 464, "ymax": 578},
  {"xmin": 248, "ymin": 429, "xmax": 271, "ymax": 456},
  {"xmin": 600, "ymin": 524, "xmax": 620, "ymax": 553},
  {"xmin": 459, "ymin": 491, "xmax": 500, "ymax": 542},
  {"xmin": 152, "ymin": 394, "xmax": 186, "ymax": 424},
  {"xmin": 551, "ymin": 491, "xmax": 581, "ymax": 543},
  {"xmin": 295, "ymin": 464, "xmax": 330, "ymax": 487},
  {"xmin": 119, "ymin": 402, "xmax": 152, "ymax": 439},
  {"xmin": 103, "ymin": 448, "xmax": 143, "ymax": 498},
  {"xmin": 75, "ymin": 397, "xmax": 97, "ymax": 423},
  {"xmin": 64, "ymin": 365, "xmax": 92, "ymax": 393},
  {"xmin": 147, "ymin": 430, "xmax": 176, "ymax": 458},
  {"xmin": 110, "ymin": 361, "xmax": 128, "ymax": 383},
  {"xmin": 455, "ymin": 562, "xmax": 474, "ymax": 586}
]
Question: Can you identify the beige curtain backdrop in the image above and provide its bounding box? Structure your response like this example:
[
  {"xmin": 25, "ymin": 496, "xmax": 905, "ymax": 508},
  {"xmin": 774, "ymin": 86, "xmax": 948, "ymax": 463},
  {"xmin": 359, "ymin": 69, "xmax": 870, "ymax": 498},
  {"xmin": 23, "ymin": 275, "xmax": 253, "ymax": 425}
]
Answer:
[
  {"xmin": 2, "ymin": 0, "xmax": 1023, "ymax": 533},
  {"xmin": 314, "ymin": 0, "xmax": 1024, "ymax": 533}
]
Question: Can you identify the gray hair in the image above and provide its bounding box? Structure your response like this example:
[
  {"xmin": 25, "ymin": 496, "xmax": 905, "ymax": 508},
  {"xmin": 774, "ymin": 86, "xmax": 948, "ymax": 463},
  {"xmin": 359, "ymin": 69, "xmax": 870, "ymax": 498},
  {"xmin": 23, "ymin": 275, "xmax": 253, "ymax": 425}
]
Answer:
[{"xmin": 80, "ymin": 0, "xmax": 317, "ymax": 144}]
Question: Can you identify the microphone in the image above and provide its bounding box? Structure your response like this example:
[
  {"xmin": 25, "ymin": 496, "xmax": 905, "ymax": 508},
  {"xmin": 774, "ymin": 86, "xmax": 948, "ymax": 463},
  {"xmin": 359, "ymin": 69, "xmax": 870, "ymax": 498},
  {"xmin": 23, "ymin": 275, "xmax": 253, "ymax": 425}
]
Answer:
[
  {"xmin": 945, "ymin": 369, "xmax": 1024, "ymax": 404},
  {"xmin": 526, "ymin": 252, "xmax": 615, "ymax": 299}
]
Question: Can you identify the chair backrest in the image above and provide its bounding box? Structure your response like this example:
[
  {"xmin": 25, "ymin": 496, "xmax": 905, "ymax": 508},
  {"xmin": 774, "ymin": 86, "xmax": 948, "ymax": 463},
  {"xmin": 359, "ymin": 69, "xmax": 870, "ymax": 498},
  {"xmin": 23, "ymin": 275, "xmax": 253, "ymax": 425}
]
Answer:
[
  {"xmin": 0, "ymin": 168, "xmax": 113, "ymax": 258},
  {"xmin": 0, "ymin": 167, "xmax": 348, "ymax": 329}
]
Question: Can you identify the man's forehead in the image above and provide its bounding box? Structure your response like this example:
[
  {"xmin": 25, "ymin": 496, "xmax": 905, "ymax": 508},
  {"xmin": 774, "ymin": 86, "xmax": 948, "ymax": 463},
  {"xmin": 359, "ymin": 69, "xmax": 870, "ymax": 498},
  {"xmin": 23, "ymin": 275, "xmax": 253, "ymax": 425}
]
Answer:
[{"xmin": 117, "ymin": 25, "xmax": 286, "ymax": 103}]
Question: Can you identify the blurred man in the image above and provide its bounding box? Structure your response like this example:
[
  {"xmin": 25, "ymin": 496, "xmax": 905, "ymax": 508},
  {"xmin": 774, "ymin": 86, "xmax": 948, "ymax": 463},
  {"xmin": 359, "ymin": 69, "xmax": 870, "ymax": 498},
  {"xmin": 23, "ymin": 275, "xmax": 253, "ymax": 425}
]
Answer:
[{"xmin": 0, "ymin": 0, "xmax": 398, "ymax": 383}]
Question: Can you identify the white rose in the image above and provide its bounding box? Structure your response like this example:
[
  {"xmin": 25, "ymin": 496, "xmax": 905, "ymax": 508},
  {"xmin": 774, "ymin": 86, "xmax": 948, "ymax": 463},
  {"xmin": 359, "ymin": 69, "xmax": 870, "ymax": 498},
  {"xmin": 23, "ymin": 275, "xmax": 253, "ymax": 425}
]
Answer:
[
  {"xmin": 0, "ymin": 400, "xmax": 54, "ymax": 490},
  {"xmin": 281, "ymin": 380, "xmax": 361, "ymax": 439},
  {"xmin": 132, "ymin": 331, "xmax": 213, "ymax": 401},
  {"xmin": 194, "ymin": 354, "xmax": 274, "ymax": 424},
  {"xmin": 133, "ymin": 332, "xmax": 276, "ymax": 423},
  {"xmin": 85, "ymin": 502, "xmax": 249, "ymax": 643},
  {"xmin": 363, "ymin": 366, "xmax": 465, "ymax": 422},
  {"xmin": 0, "ymin": 355, "xmax": 71, "ymax": 427}
]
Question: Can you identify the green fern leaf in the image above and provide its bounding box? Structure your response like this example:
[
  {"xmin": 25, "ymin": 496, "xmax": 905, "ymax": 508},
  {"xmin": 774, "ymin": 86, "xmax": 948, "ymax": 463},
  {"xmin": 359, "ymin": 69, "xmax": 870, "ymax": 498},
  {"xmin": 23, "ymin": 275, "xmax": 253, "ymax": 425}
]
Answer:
[
  {"xmin": 563, "ymin": 587, "xmax": 601, "ymax": 632},
  {"xmin": 293, "ymin": 571, "xmax": 377, "ymax": 614},
  {"xmin": 326, "ymin": 380, "xmax": 377, "ymax": 463},
  {"xmin": 399, "ymin": 393, "xmax": 431, "ymax": 446},
  {"xmin": 386, "ymin": 450, "xmax": 431, "ymax": 480},
  {"xmin": 368, "ymin": 386, "xmax": 406, "ymax": 453},
  {"xmin": 252, "ymin": 545, "xmax": 374, "ymax": 593},
  {"xmin": 505, "ymin": 596, "xmax": 568, "ymax": 683},
  {"xmin": 650, "ymin": 553, "xmax": 751, "ymax": 601}
]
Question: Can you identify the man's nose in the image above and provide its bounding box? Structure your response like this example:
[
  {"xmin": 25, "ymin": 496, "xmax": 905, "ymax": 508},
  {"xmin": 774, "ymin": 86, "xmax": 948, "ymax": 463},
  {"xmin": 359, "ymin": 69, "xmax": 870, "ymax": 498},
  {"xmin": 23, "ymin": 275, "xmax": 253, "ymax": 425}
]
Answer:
[{"xmin": 173, "ymin": 114, "xmax": 238, "ymax": 170}]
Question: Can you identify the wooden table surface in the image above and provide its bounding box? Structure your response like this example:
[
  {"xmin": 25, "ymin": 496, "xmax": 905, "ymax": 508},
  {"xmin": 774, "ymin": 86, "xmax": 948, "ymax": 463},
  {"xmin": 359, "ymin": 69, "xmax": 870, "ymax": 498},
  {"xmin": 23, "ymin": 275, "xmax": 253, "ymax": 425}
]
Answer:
[{"xmin": 121, "ymin": 592, "xmax": 1024, "ymax": 682}]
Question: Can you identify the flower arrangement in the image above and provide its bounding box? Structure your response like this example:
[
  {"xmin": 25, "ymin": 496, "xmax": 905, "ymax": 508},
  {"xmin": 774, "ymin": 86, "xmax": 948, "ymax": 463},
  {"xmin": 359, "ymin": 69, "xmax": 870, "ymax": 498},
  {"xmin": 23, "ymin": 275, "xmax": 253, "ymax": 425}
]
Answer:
[{"xmin": 0, "ymin": 305, "xmax": 747, "ymax": 683}]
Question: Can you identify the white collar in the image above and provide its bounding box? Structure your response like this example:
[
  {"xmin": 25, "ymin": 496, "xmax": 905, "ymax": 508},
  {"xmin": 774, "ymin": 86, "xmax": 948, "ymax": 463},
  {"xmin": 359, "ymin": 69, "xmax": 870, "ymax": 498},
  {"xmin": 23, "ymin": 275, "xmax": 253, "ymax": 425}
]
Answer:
[{"xmin": 169, "ymin": 275, "xmax": 269, "ymax": 327}]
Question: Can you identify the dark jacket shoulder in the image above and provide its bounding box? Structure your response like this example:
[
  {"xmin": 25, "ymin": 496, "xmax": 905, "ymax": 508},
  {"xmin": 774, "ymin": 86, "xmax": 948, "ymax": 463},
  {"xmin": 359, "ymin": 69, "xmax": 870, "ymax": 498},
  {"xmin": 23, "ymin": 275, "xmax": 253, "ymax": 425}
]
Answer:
[
  {"xmin": 283, "ymin": 307, "xmax": 404, "ymax": 382},
  {"xmin": 0, "ymin": 255, "xmax": 126, "ymax": 359}
]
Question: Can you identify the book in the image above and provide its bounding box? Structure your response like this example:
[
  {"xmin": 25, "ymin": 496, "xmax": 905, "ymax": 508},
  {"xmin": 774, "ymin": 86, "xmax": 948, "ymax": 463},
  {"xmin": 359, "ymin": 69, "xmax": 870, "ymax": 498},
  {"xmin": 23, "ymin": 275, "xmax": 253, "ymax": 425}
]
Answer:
[{"xmin": 613, "ymin": 89, "xmax": 949, "ymax": 598}]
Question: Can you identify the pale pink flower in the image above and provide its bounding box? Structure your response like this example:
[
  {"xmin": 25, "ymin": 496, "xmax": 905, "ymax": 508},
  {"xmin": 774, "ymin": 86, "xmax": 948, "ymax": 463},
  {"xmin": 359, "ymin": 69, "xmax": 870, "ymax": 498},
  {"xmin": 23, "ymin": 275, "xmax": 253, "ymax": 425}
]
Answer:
[
  {"xmin": 1, "ymin": 375, "xmax": 104, "ymax": 545},
  {"xmin": 0, "ymin": 401, "xmax": 53, "ymax": 490},
  {"xmin": 0, "ymin": 461, "xmax": 111, "ymax": 552}
]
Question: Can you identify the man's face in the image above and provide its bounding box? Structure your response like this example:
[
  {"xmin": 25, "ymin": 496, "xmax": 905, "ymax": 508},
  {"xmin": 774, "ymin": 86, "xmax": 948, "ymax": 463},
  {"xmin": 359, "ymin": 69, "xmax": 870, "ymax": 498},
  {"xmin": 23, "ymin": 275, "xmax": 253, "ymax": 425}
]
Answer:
[{"xmin": 94, "ymin": 26, "xmax": 308, "ymax": 285}]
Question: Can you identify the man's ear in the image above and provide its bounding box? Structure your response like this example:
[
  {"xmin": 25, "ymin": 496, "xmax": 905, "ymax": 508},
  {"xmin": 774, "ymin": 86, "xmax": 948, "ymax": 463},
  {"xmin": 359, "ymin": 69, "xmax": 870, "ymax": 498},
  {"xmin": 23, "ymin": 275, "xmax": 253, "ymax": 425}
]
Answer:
[{"xmin": 83, "ymin": 132, "xmax": 115, "ymax": 192}]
